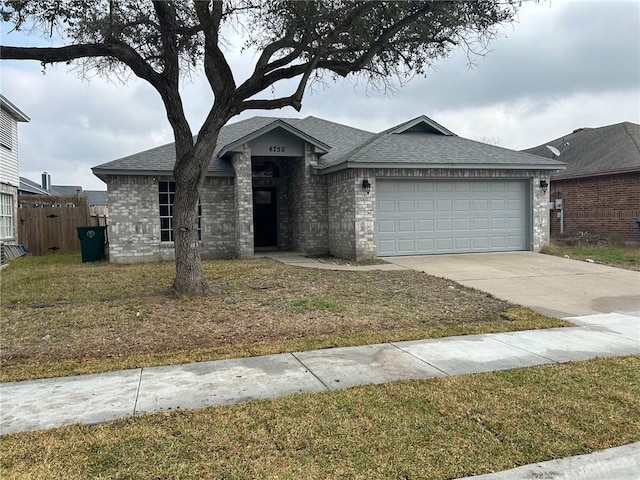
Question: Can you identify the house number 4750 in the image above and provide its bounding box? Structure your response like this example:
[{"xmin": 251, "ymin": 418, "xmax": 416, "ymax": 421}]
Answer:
[{"xmin": 268, "ymin": 146, "xmax": 286, "ymax": 152}]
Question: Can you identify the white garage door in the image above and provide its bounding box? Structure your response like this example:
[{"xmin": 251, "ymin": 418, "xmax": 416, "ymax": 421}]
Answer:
[{"xmin": 376, "ymin": 179, "xmax": 529, "ymax": 256}]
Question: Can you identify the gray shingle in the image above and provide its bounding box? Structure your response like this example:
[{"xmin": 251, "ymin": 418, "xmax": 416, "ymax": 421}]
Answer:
[
  {"xmin": 85, "ymin": 190, "xmax": 108, "ymax": 205},
  {"xmin": 93, "ymin": 114, "xmax": 566, "ymax": 177},
  {"xmin": 522, "ymin": 122, "xmax": 640, "ymax": 178},
  {"xmin": 93, "ymin": 115, "xmax": 374, "ymax": 177},
  {"xmin": 344, "ymin": 132, "xmax": 565, "ymax": 167},
  {"xmin": 19, "ymin": 177, "xmax": 50, "ymax": 195}
]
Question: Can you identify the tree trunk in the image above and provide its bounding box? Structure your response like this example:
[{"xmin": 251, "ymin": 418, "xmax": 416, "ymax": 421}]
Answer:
[{"xmin": 172, "ymin": 141, "xmax": 217, "ymax": 295}]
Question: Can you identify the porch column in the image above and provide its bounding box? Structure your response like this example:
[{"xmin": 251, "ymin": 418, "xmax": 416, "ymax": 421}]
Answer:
[{"xmin": 232, "ymin": 145, "xmax": 254, "ymax": 257}]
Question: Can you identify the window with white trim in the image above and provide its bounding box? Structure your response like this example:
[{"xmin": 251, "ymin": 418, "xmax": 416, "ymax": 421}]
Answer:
[
  {"xmin": 0, "ymin": 193, "xmax": 14, "ymax": 240},
  {"xmin": 158, "ymin": 181, "xmax": 201, "ymax": 242}
]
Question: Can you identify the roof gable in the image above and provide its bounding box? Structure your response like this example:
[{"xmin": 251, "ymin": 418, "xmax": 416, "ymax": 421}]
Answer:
[
  {"xmin": 217, "ymin": 119, "xmax": 330, "ymax": 157},
  {"xmin": 389, "ymin": 115, "xmax": 455, "ymax": 136}
]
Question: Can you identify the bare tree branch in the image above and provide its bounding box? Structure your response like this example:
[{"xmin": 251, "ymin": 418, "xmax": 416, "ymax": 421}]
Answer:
[{"xmin": 0, "ymin": 43, "xmax": 163, "ymax": 88}]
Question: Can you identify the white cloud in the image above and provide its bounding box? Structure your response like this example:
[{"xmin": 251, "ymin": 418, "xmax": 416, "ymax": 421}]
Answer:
[{"xmin": 2, "ymin": 0, "xmax": 639, "ymax": 190}]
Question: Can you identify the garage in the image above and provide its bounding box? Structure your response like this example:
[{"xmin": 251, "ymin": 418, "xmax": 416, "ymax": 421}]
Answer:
[{"xmin": 376, "ymin": 179, "xmax": 530, "ymax": 256}]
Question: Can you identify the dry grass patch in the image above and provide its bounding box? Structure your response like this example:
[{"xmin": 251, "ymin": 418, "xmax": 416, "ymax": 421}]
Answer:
[
  {"xmin": 1, "ymin": 254, "xmax": 569, "ymax": 382},
  {"xmin": 1, "ymin": 356, "xmax": 638, "ymax": 479}
]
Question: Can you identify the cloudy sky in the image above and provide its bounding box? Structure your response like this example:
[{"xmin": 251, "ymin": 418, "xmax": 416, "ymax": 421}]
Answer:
[{"xmin": 2, "ymin": 0, "xmax": 639, "ymax": 191}]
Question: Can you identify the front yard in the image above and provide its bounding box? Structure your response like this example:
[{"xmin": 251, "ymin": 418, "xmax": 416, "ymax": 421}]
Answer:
[
  {"xmin": 2, "ymin": 254, "xmax": 638, "ymax": 479},
  {"xmin": 0, "ymin": 253, "xmax": 568, "ymax": 382}
]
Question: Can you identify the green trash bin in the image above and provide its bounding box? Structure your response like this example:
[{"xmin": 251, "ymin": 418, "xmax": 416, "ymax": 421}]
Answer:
[{"xmin": 77, "ymin": 226, "xmax": 107, "ymax": 262}]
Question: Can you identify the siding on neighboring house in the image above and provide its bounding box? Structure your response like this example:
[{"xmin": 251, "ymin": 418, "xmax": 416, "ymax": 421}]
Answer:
[
  {"xmin": 0, "ymin": 97, "xmax": 29, "ymax": 244},
  {"xmin": 0, "ymin": 108, "xmax": 20, "ymax": 188},
  {"xmin": 550, "ymin": 171, "xmax": 640, "ymax": 242}
]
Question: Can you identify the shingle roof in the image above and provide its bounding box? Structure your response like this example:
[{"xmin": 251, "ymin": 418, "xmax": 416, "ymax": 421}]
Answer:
[
  {"xmin": 93, "ymin": 115, "xmax": 374, "ymax": 177},
  {"xmin": 85, "ymin": 190, "xmax": 108, "ymax": 205},
  {"xmin": 288, "ymin": 116, "xmax": 374, "ymax": 166},
  {"xmin": 93, "ymin": 115, "xmax": 565, "ymax": 178},
  {"xmin": 19, "ymin": 177, "xmax": 50, "ymax": 195},
  {"xmin": 51, "ymin": 185, "xmax": 83, "ymax": 196},
  {"xmin": 522, "ymin": 122, "xmax": 640, "ymax": 179},
  {"xmin": 319, "ymin": 116, "xmax": 564, "ymax": 171},
  {"xmin": 330, "ymin": 131, "xmax": 564, "ymax": 169}
]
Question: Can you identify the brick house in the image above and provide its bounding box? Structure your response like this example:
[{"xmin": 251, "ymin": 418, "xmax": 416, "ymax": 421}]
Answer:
[
  {"xmin": 523, "ymin": 122, "xmax": 640, "ymax": 242},
  {"xmin": 92, "ymin": 115, "xmax": 564, "ymax": 263}
]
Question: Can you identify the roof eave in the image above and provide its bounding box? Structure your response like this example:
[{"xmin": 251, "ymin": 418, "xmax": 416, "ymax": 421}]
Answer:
[
  {"xmin": 390, "ymin": 115, "xmax": 456, "ymax": 136},
  {"xmin": 92, "ymin": 168, "xmax": 235, "ymax": 181},
  {"xmin": 316, "ymin": 162, "xmax": 567, "ymax": 174},
  {"xmin": 0, "ymin": 95, "xmax": 30, "ymax": 122},
  {"xmin": 552, "ymin": 167, "xmax": 640, "ymax": 181}
]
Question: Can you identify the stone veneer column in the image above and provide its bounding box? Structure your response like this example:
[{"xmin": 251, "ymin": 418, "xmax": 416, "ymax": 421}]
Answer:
[
  {"xmin": 354, "ymin": 172, "xmax": 376, "ymax": 260},
  {"xmin": 532, "ymin": 175, "xmax": 550, "ymax": 252},
  {"xmin": 232, "ymin": 146, "xmax": 254, "ymax": 257}
]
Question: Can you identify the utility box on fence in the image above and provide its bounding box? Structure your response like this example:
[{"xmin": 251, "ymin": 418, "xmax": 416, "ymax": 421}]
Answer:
[{"xmin": 77, "ymin": 226, "xmax": 107, "ymax": 262}]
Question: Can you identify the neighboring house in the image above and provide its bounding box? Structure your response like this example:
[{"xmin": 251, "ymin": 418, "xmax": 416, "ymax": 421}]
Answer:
[
  {"xmin": 0, "ymin": 94, "xmax": 30, "ymax": 245},
  {"xmin": 19, "ymin": 176, "xmax": 51, "ymax": 196},
  {"xmin": 523, "ymin": 122, "xmax": 640, "ymax": 242},
  {"xmin": 19, "ymin": 174, "xmax": 108, "ymax": 212},
  {"xmin": 92, "ymin": 115, "xmax": 565, "ymax": 263},
  {"xmin": 85, "ymin": 190, "xmax": 109, "ymax": 217}
]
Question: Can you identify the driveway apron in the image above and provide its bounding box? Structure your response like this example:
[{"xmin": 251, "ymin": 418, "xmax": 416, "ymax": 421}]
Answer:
[{"xmin": 386, "ymin": 252, "xmax": 640, "ymax": 317}]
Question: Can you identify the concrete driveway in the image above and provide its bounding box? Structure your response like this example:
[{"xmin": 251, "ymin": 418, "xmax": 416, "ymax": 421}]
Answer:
[{"xmin": 386, "ymin": 252, "xmax": 640, "ymax": 318}]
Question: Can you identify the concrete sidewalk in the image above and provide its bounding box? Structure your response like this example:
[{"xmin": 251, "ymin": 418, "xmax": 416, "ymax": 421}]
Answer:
[
  {"xmin": 459, "ymin": 442, "xmax": 640, "ymax": 480},
  {"xmin": 2, "ymin": 312, "xmax": 638, "ymax": 435}
]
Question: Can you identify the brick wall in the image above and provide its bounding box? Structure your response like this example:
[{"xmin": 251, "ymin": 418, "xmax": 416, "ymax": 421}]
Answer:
[
  {"xmin": 285, "ymin": 145, "xmax": 329, "ymax": 254},
  {"xmin": 200, "ymin": 176, "xmax": 236, "ymax": 258},
  {"xmin": 550, "ymin": 171, "xmax": 640, "ymax": 242},
  {"xmin": 106, "ymin": 165, "xmax": 556, "ymax": 263},
  {"xmin": 107, "ymin": 175, "xmax": 160, "ymax": 262},
  {"xmin": 327, "ymin": 171, "xmax": 356, "ymax": 258},
  {"xmin": 304, "ymin": 145, "xmax": 329, "ymax": 254},
  {"xmin": 288, "ymin": 154, "xmax": 306, "ymax": 251},
  {"xmin": 106, "ymin": 175, "xmax": 235, "ymax": 263}
]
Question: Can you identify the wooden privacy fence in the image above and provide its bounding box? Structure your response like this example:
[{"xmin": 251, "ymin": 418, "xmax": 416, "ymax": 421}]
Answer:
[{"xmin": 18, "ymin": 195, "xmax": 108, "ymax": 256}]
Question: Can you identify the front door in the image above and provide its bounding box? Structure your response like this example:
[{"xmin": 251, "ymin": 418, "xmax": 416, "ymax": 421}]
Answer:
[{"xmin": 253, "ymin": 187, "xmax": 278, "ymax": 248}]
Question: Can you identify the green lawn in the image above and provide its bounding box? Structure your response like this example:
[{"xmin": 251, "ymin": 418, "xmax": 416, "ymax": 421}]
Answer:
[
  {"xmin": 542, "ymin": 241, "xmax": 640, "ymax": 270},
  {"xmin": 1, "ymin": 356, "xmax": 638, "ymax": 479}
]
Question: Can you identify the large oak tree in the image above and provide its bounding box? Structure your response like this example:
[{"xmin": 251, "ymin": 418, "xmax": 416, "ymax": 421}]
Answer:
[{"xmin": 1, "ymin": 0, "xmax": 525, "ymax": 294}]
